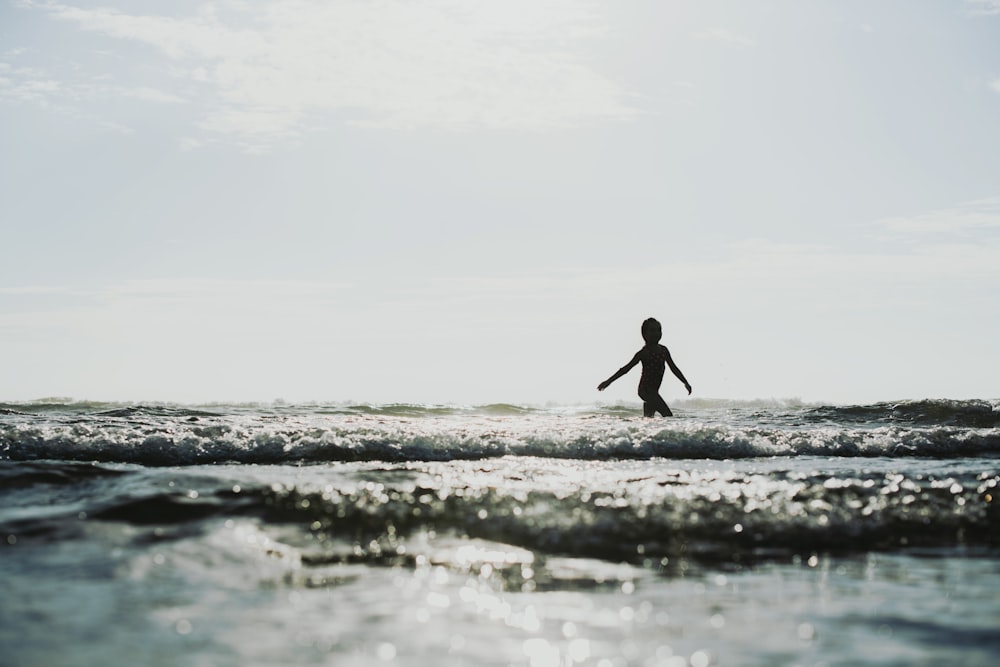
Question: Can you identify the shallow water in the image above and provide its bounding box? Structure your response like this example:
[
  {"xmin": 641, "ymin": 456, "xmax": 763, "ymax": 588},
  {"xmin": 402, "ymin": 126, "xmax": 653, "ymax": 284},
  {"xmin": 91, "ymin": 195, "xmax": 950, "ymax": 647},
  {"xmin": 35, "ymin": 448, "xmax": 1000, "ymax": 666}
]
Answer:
[{"xmin": 1, "ymin": 399, "xmax": 998, "ymax": 666}]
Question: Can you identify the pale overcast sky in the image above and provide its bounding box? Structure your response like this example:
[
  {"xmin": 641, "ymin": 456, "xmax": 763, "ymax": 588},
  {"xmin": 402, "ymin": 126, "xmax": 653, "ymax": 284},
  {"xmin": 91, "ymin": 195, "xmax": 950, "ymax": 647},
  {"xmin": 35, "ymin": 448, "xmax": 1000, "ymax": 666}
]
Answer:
[{"xmin": 1, "ymin": 0, "xmax": 998, "ymax": 405}]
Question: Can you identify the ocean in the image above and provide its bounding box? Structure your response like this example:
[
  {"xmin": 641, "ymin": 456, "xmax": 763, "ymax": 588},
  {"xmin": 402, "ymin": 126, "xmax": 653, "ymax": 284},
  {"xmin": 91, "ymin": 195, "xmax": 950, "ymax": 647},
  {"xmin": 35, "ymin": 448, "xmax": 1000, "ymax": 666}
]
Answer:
[{"xmin": 1, "ymin": 398, "xmax": 998, "ymax": 666}]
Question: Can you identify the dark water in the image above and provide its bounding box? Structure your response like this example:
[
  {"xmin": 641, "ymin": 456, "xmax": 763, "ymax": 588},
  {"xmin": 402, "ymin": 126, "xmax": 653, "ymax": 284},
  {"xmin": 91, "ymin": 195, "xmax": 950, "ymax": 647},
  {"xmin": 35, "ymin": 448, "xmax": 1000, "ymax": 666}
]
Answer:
[{"xmin": 2, "ymin": 399, "xmax": 998, "ymax": 666}]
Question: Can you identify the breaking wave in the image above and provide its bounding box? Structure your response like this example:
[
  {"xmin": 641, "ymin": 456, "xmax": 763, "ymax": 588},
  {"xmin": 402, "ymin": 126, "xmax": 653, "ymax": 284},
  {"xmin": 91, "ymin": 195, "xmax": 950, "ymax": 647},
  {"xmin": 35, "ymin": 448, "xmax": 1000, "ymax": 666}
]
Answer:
[{"xmin": 1, "ymin": 399, "xmax": 998, "ymax": 466}]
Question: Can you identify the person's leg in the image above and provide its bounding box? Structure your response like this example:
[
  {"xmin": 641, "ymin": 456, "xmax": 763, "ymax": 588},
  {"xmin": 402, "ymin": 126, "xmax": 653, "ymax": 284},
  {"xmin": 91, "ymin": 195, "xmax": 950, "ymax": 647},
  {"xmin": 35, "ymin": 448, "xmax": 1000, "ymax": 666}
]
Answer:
[
  {"xmin": 641, "ymin": 385, "xmax": 673, "ymax": 417},
  {"xmin": 639, "ymin": 386, "xmax": 659, "ymax": 418},
  {"xmin": 654, "ymin": 394, "xmax": 673, "ymax": 417}
]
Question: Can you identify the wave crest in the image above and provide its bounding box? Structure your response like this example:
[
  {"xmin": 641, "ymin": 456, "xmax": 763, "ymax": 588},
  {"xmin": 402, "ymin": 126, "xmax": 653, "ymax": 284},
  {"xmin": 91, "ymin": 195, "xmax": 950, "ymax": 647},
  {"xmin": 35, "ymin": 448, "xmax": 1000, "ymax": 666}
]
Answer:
[{"xmin": 3, "ymin": 414, "xmax": 998, "ymax": 466}]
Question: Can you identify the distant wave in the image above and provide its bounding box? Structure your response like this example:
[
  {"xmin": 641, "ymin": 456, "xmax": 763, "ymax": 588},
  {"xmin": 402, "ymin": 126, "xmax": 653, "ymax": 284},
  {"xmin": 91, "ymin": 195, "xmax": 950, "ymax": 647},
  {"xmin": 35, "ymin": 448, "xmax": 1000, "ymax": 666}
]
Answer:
[
  {"xmin": 0, "ymin": 400, "xmax": 544, "ymax": 417},
  {"xmin": 803, "ymin": 399, "xmax": 1000, "ymax": 428},
  {"xmin": 2, "ymin": 400, "xmax": 998, "ymax": 466},
  {"xmin": 3, "ymin": 397, "xmax": 997, "ymax": 421}
]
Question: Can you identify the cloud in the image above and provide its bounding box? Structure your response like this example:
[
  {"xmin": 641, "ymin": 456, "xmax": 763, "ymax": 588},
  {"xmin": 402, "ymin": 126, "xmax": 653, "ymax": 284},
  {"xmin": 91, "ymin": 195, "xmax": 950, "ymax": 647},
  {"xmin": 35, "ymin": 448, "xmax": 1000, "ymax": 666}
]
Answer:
[
  {"xmin": 0, "ymin": 278, "xmax": 355, "ymax": 338},
  {"xmin": 0, "ymin": 63, "xmax": 63, "ymax": 104},
  {"xmin": 692, "ymin": 28, "xmax": 755, "ymax": 48},
  {"xmin": 178, "ymin": 136, "xmax": 203, "ymax": 151},
  {"xmin": 100, "ymin": 278, "xmax": 353, "ymax": 301},
  {"xmin": 0, "ymin": 278, "xmax": 352, "ymax": 302},
  {"xmin": 0, "ymin": 285, "xmax": 77, "ymax": 295},
  {"xmin": 0, "ymin": 50, "xmax": 183, "ymax": 110},
  {"xmin": 873, "ymin": 198, "xmax": 1000, "ymax": 236},
  {"xmin": 966, "ymin": 0, "xmax": 1000, "ymax": 15},
  {"xmin": 198, "ymin": 107, "xmax": 301, "ymax": 140},
  {"xmin": 121, "ymin": 86, "xmax": 186, "ymax": 104},
  {"xmin": 991, "ymin": 79, "xmax": 1000, "ymax": 93},
  {"xmin": 23, "ymin": 0, "xmax": 640, "ymax": 144}
]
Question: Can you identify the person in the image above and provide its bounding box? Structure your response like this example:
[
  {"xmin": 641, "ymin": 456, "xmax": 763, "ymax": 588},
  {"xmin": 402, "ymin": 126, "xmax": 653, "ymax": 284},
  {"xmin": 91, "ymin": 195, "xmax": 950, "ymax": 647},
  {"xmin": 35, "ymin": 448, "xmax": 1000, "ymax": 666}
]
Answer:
[{"xmin": 597, "ymin": 317, "xmax": 692, "ymax": 417}]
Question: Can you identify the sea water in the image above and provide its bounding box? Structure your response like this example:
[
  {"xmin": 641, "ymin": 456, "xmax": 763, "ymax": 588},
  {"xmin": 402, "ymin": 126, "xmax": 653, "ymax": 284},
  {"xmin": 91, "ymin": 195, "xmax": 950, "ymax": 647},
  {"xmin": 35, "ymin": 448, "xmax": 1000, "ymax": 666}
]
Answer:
[{"xmin": 1, "ymin": 399, "xmax": 998, "ymax": 666}]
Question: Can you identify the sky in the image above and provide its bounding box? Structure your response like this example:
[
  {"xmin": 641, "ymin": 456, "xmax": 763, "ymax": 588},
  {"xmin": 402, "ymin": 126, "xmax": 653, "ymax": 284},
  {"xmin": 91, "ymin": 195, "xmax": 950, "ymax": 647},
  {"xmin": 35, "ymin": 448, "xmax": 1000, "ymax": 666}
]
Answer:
[{"xmin": 1, "ymin": 0, "xmax": 999, "ymax": 406}]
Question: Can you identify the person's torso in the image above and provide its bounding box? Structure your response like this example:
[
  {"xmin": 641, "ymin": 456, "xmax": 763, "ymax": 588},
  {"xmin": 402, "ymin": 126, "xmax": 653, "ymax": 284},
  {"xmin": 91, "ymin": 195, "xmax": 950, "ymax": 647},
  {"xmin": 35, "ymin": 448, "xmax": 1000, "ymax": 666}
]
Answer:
[{"xmin": 638, "ymin": 344, "xmax": 667, "ymax": 385}]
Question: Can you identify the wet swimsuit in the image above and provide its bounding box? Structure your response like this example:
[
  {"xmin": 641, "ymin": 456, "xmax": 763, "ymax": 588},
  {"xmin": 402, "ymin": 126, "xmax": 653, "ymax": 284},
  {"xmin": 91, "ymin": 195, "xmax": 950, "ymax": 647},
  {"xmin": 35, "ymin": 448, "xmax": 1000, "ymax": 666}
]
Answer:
[{"xmin": 637, "ymin": 344, "xmax": 669, "ymax": 394}]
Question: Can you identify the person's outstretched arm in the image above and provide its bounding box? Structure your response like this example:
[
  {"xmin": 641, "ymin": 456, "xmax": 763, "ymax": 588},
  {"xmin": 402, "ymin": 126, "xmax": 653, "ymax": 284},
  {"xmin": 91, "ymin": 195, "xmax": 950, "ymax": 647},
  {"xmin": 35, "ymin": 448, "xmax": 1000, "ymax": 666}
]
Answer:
[
  {"xmin": 665, "ymin": 349, "xmax": 692, "ymax": 394},
  {"xmin": 598, "ymin": 352, "xmax": 640, "ymax": 391}
]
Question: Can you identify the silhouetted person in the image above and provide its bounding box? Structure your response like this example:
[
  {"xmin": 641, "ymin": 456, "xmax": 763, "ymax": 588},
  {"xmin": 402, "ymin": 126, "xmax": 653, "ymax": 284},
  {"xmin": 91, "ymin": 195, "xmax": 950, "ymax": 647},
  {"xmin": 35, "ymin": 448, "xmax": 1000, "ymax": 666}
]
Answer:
[{"xmin": 597, "ymin": 318, "xmax": 692, "ymax": 417}]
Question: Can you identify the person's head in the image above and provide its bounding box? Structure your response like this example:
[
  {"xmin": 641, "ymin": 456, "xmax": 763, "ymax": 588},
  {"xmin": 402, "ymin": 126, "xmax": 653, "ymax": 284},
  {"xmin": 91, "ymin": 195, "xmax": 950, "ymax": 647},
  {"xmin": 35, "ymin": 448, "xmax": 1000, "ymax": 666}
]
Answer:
[{"xmin": 641, "ymin": 317, "xmax": 662, "ymax": 344}]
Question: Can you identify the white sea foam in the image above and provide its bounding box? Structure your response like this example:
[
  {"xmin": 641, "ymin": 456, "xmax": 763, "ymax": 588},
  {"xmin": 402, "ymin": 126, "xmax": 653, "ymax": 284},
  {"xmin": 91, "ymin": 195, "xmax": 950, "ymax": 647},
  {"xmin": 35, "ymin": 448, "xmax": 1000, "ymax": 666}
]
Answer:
[{"xmin": 2, "ymin": 401, "xmax": 998, "ymax": 465}]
